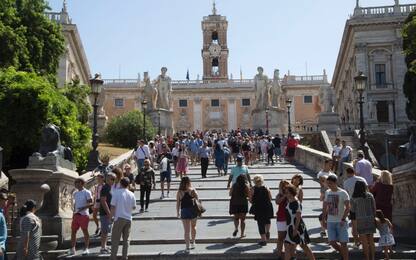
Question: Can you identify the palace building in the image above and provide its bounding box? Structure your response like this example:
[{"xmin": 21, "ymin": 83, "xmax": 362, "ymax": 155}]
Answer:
[{"xmin": 100, "ymin": 4, "xmax": 327, "ymax": 134}]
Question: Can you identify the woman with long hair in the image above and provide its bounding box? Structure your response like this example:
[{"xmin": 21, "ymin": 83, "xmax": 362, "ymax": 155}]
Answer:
[
  {"xmin": 176, "ymin": 176, "xmax": 198, "ymax": 251},
  {"xmin": 291, "ymin": 174, "xmax": 304, "ymax": 203},
  {"xmin": 284, "ymin": 185, "xmax": 315, "ymax": 260},
  {"xmin": 17, "ymin": 200, "xmax": 41, "ymax": 260},
  {"xmin": 176, "ymin": 144, "xmax": 189, "ymax": 179},
  {"xmin": 229, "ymin": 174, "xmax": 250, "ymax": 238},
  {"xmin": 371, "ymin": 170, "xmax": 393, "ymax": 221},
  {"xmin": 249, "ymin": 175, "xmax": 274, "ymax": 246},
  {"xmin": 351, "ymin": 181, "xmax": 376, "ymax": 260},
  {"xmin": 135, "ymin": 159, "xmax": 156, "ymax": 213},
  {"xmin": 274, "ymin": 180, "xmax": 290, "ymax": 259}
]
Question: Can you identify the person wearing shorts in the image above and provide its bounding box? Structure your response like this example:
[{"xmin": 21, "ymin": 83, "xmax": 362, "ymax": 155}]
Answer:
[
  {"xmin": 159, "ymin": 153, "xmax": 172, "ymax": 199},
  {"xmin": 323, "ymin": 175, "xmax": 350, "ymax": 260},
  {"xmin": 99, "ymin": 173, "xmax": 115, "ymax": 254},
  {"xmin": 68, "ymin": 178, "xmax": 93, "ymax": 256}
]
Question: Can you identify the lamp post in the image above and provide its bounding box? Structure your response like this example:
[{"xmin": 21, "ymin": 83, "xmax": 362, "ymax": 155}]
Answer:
[
  {"xmin": 158, "ymin": 110, "xmax": 161, "ymax": 136},
  {"xmin": 141, "ymin": 99, "xmax": 148, "ymax": 142},
  {"xmin": 286, "ymin": 98, "xmax": 292, "ymax": 137},
  {"xmin": 354, "ymin": 71, "xmax": 368, "ymax": 156},
  {"xmin": 265, "ymin": 107, "xmax": 269, "ymax": 135},
  {"xmin": 86, "ymin": 73, "xmax": 104, "ymax": 171}
]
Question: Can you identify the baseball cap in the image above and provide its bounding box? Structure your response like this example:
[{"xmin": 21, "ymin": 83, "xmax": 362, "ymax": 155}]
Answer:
[{"xmin": 236, "ymin": 154, "xmax": 244, "ymax": 161}]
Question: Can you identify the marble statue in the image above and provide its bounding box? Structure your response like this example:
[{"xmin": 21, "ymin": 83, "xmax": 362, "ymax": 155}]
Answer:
[
  {"xmin": 155, "ymin": 67, "xmax": 172, "ymax": 110},
  {"xmin": 254, "ymin": 66, "xmax": 270, "ymax": 110},
  {"xmin": 319, "ymin": 85, "xmax": 335, "ymax": 113},
  {"xmin": 269, "ymin": 69, "xmax": 282, "ymax": 108},
  {"xmin": 143, "ymin": 72, "xmax": 158, "ymax": 111}
]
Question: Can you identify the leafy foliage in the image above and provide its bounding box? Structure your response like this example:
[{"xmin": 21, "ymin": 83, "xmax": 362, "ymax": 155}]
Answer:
[
  {"xmin": 402, "ymin": 10, "xmax": 416, "ymax": 121},
  {"xmin": 60, "ymin": 79, "xmax": 92, "ymax": 124},
  {"xmin": 0, "ymin": 0, "xmax": 65, "ymax": 78},
  {"xmin": 0, "ymin": 68, "xmax": 91, "ymax": 171},
  {"xmin": 105, "ymin": 111, "xmax": 156, "ymax": 148}
]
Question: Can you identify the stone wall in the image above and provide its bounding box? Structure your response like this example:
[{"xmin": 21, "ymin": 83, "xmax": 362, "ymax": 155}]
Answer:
[{"xmin": 391, "ymin": 161, "xmax": 416, "ymax": 241}]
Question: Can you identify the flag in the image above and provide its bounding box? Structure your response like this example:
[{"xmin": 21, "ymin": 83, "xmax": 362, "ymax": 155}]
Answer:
[{"xmin": 186, "ymin": 69, "xmax": 190, "ymax": 80}]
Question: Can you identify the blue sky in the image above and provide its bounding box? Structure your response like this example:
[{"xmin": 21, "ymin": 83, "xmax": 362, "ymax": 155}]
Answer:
[{"xmin": 48, "ymin": 0, "xmax": 415, "ymax": 81}]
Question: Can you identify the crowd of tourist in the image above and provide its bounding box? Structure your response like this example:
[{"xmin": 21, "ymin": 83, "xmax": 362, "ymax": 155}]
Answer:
[{"xmin": 0, "ymin": 130, "xmax": 397, "ymax": 260}]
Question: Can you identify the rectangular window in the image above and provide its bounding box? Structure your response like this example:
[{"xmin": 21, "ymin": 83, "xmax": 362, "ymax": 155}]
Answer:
[
  {"xmin": 211, "ymin": 99, "xmax": 220, "ymax": 107},
  {"xmin": 242, "ymin": 98, "xmax": 250, "ymax": 106},
  {"xmin": 179, "ymin": 99, "xmax": 188, "ymax": 107},
  {"xmin": 303, "ymin": 95, "xmax": 313, "ymax": 104},
  {"xmin": 376, "ymin": 101, "xmax": 389, "ymax": 123},
  {"xmin": 114, "ymin": 98, "xmax": 124, "ymax": 108},
  {"xmin": 375, "ymin": 64, "xmax": 386, "ymax": 87}
]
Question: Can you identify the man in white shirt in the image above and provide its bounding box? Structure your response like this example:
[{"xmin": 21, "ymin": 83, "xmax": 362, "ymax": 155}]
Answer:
[
  {"xmin": 317, "ymin": 159, "xmax": 336, "ymax": 237},
  {"xmin": 323, "ymin": 175, "xmax": 350, "ymax": 260},
  {"xmin": 134, "ymin": 139, "xmax": 151, "ymax": 170},
  {"xmin": 68, "ymin": 178, "xmax": 93, "ymax": 256},
  {"xmin": 338, "ymin": 140, "xmax": 352, "ymax": 176},
  {"xmin": 354, "ymin": 151, "xmax": 373, "ymax": 186},
  {"xmin": 110, "ymin": 177, "xmax": 136, "ymax": 260}
]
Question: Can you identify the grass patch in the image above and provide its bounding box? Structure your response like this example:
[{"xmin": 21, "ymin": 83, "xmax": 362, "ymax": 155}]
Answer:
[{"xmin": 98, "ymin": 143, "xmax": 131, "ymax": 160}]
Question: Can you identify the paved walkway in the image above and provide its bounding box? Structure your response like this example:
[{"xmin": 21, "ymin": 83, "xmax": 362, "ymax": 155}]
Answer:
[{"xmin": 62, "ymin": 161, "xmax": 415, "ymax": 259}]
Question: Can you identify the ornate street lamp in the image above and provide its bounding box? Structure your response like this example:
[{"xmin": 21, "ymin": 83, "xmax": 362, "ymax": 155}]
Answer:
[
  {"xmin": 286, "ymin": 98, "xmax": 292, "ymax": 137},
  {"xmin": 86, "ymin": 73, "xmax": 104, "ymax": 171},
  {"xmin": 354, "ymin": 71, "xmax": 368, "ymax": 156},
  {"xmin": 158, "ymin": 110, "xmax": 161, "ymax": 136},
  {"xmin": 265, "ymin": 107, "xmax": 269, "ymax": 135},
  {"xmin": 141, "ymin": 99, "xmax": 148, "ymax": 142}
]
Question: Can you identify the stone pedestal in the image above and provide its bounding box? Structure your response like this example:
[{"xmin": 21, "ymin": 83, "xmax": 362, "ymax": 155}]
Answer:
[
  {"xmin": 9, "ymin": 155, "xmax": 79, "ymax": 248},
  {"xmin": 317, "ymin": 112, "xmax": 341, "ymax": 134},
  {"xmin": 149, "ymin": 109, "xmax": 173, "ymax": 136},
  {"xmin": 392, "ymin": 161, "xmax": 416, "ymax": 242},
  {"xmin": 252, "ymin": 107, "xmax": 287, "ymax": 135}
]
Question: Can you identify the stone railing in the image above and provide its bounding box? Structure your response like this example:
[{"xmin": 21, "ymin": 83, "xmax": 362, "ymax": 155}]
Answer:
[
  {"xmin": 45, "ymin": 11, "xmax": 71, "ymax": 24},
  {"xmin": 81, "ymin": 149, "xmax": 135, "ymax": 188},
  {"xmin": 283, "ymin": 75, "xmax": 328, "ymax": 85},
  {"xmin": 353, "ymin": 4, "xmax": 416, "ymax": 18},
  {"xmin": 294, "ymin": 145, "xmax": 381, "ymax": 184}
]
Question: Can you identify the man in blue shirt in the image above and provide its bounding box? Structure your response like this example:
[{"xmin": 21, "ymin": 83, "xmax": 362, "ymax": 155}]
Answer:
[{"xmin": 227, "ymin": 154, "xmax": 251, "ymax": 189}]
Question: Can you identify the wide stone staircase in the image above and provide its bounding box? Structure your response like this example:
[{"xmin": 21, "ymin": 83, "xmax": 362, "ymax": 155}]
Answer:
[{"xmin": 18, "ymin": 162, "xmax": 415, "ymax": 259}]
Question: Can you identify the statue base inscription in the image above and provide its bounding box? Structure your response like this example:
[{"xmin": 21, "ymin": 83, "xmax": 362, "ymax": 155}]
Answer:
[
  {"xmin": 252, "ymin": 107, "xmax": 287, "ymax": 135},
  {"xmin": 317, "ymin": 112, "xmax": 341, "ymax": 133},
  {"xmin": 149, "ymin": 109, "xmax": 173, "ymax": 136}
]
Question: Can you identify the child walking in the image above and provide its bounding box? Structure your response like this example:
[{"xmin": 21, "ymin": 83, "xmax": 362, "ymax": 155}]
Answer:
[{"xmin": 375, "ymin": 210, "xmax": 395, "ymax": 260}]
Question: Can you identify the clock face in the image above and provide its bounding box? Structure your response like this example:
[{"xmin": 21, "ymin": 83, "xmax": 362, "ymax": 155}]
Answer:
[{"xmin": 209, "ymin": 44, "xmax": 221, "ymax": 57}]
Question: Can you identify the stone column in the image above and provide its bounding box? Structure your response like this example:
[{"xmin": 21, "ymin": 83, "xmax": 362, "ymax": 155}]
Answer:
[
  {"xmin": 227, "ymin": 98, "xmax": 237, "ymax": 131},
  {"xmin": 193, "ymin": 97, "xmax": 202, "ymax": 131}
]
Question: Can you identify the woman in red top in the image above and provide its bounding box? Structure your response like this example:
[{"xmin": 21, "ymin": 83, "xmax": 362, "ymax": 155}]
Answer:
[
  {"xmin": 371, "ymin": 170, "xmax": 393, "ymax": 221},
  {"xmin": 274, "ymin": 180, "xmax": 290, "ymax": 259},
  {"xmin": 286, "ymin": 135, "xmax": 299, "ymax": 163}
]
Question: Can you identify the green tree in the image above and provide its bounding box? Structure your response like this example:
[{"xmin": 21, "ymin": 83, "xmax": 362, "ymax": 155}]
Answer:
[
  {"xmin": 105, "ymin": 111, "xmax": 156, "ymax": 148},
  {"xmin": 0, "ymin": 68, "xmax": 91, "ymax": 171},
  {"xmin": 402, "ymin": 10, "xmax": 416, "ymax": 121},
  {"xmin": 60, "ymin": 79, "xmax": 92, "ymax": 124},
  {"xmin": 0, "ymin": 0, "xmax": 65, "ymax": 78}
]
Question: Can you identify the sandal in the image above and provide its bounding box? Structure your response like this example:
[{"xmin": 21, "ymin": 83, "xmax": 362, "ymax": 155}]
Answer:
[{"xmin": 232, "ymin": 230, "xmax": 238, "ymax": 237}]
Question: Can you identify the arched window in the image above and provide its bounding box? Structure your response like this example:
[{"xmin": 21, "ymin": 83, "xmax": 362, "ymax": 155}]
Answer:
[
  {"xmin": 212, "ymin": 58, "xmax": 219, "ymax": 76},
  {"xmin": 212, "ymin": 31, "xmax": 219, "ymax": 44}
]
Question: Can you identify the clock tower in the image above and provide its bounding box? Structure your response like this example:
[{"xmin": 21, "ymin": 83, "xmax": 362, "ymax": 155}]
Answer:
[{"xmin": 201, "ymin": 2, "xmax": 229, "ymax": 81}]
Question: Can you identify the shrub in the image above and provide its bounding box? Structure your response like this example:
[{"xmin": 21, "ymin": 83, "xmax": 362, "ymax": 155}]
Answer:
[{"xmin": 105, "ymin": 110, "xmax": 156, "ymax": 148}]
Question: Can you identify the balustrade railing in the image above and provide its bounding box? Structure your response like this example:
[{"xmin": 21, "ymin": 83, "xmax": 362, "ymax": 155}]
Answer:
[{"xmin": 354, "ymin": 4, "xmax": 416, "ymax": 18}]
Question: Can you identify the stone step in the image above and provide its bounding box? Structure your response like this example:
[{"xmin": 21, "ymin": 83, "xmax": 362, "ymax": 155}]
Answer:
[
  {"xmin": 160, "ymin": 179, "xmax": 321, "ymax": 188},
  {"xmin": 51, "ymin": 242, "xmax": 416, "ymax": 260},
  {"xmin": 130, "ymin": 199, "xmax": 323, "ymax": 217}
]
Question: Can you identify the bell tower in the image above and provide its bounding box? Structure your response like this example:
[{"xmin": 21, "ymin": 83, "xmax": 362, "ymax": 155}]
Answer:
[{"xmin": 201, "ymin": 2, "xmax": 229, "ymax": 81}]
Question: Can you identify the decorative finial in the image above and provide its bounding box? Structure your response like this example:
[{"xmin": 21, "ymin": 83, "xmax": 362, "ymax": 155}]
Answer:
[
  {"xmin": 355, "ymin": 0, "xmax": 359, "ymax": 8},
  {"xmin": 212, "ymin": 0, "xmax": 217, "ymax": 15},
  {"xmin": 395, "ymin": 0, "xmax": 399, "ymax": 6}
]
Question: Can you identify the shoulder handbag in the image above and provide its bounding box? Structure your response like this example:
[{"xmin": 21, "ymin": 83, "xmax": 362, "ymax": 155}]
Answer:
[{"xmin": 193, "ymin": 198, "xmax": 206, "ymax": 217}]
